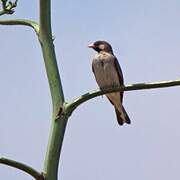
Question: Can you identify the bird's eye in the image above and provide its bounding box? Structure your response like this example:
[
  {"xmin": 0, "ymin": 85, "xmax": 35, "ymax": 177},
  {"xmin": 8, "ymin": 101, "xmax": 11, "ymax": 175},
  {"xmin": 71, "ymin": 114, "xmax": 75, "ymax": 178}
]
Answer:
[{"xmin": 99, "ymin": 44, "xmax": 105, "ymax": 50}]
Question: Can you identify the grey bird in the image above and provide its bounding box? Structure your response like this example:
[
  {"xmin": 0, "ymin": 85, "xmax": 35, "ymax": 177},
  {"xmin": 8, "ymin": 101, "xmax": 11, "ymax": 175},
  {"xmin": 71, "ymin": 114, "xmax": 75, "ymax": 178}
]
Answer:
[{"xmin": 88, "ymin": 40, "xmax": 131, "ymax": 125}]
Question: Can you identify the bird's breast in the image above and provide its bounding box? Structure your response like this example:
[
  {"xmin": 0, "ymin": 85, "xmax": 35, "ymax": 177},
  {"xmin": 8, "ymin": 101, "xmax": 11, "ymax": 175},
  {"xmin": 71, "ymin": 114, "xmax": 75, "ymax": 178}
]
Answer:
[{"xmin": 92, "ymin": 53, "xmax": 120, "ymax": 88}]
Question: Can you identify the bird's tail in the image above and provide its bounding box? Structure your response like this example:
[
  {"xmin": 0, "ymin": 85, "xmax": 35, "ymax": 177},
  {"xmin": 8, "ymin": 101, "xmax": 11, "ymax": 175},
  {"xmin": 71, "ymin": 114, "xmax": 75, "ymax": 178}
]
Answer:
[{"xmin": 115, "ymin": 106, "xmax": 131, "ymax": 126}]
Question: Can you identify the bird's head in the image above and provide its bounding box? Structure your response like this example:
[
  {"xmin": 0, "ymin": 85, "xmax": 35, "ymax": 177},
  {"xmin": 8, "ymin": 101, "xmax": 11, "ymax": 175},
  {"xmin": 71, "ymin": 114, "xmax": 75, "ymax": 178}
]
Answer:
[{"xmin": 88, "ymin": 40, "xmax": 113, "ymax": 54}]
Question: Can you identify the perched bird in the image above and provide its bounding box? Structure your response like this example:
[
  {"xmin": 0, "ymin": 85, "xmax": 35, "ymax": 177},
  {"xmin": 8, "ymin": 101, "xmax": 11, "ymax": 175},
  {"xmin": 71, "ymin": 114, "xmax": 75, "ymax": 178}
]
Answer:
[{"xmin": 88, "ymin": 40, "xmax": 131, "ymax": 125}]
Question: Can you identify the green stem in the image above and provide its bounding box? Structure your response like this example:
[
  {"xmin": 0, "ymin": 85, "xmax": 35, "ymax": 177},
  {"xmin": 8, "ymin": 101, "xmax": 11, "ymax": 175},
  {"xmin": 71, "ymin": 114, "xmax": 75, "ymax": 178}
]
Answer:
[
  {"xmin": 39, "ymin": 1, "xmax": 67, "ymax": 180},
  {"xmin": 0, "ymin": 9, "xmax": 9, "ymax": 16},
  {"xmin": 65, "ymin": 79, "xmax": 180, "ymax": 114},
  {"xmin": 0, "ymin": 19, "xmax": 39, "ymax": 34},
  {"xmin": 0, "ymin": 157, "xmax": 43, "ymax": 180}
]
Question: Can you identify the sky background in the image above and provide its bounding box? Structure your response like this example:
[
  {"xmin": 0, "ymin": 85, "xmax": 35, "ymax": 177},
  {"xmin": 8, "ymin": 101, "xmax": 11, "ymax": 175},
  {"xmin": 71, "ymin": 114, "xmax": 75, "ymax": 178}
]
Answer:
[{"xmin": 1, "ymin": 0, "xmax": 180, "ymax": 179}]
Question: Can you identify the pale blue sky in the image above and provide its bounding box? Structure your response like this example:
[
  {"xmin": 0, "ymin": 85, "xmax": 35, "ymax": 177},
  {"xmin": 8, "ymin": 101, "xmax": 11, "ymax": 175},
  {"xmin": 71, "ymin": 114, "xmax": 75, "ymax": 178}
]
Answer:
[{"xmin": 1, "ymin": 0, "xmax": 180, "ymax": 179}]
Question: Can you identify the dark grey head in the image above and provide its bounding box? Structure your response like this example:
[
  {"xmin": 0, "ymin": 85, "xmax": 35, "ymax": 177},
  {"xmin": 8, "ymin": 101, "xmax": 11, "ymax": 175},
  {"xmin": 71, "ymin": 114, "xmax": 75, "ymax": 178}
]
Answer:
[{"xmin": 88, "ymin": 40, "xmax": 113, "ymax": 54}]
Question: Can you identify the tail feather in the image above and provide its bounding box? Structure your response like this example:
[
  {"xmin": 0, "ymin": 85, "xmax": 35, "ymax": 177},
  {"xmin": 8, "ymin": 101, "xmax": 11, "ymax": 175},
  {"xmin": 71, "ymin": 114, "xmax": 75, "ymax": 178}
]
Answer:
[
  {"xmin": 115, "ymin": 106, "xmax": 131, "ymax": 125},
  {"xmin": 122, "ymin": 106, "xmax": 131, "ymax": 124}
]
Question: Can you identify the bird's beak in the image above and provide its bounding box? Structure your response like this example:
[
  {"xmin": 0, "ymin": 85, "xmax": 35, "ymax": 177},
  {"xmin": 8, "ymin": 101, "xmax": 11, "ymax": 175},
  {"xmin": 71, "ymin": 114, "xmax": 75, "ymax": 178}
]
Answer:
[{"xmin": 88, "ymin": 43, "xmax": 95, "ymax": 48}]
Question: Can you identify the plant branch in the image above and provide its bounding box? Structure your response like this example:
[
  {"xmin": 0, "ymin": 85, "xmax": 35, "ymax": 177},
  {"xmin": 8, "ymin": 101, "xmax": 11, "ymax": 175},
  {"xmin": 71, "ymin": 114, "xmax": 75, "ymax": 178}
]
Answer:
[
  {"xmin": 0, "ymin": 0, "xmax": 18, "ymax": 16},
  {"xmin": 65, "ymin": 79, "xmax": 180, "ymax": 114},
  {"xmin": 39, "ymin": 1, "xmax": 67, "ymax": 180},
  {"xmin": 0, "ymin": 19, "xmax": 39, "ymax": 35},
  {"xmin": 0, "ymin": 157, "xmax": 43, "ymax": 180}
]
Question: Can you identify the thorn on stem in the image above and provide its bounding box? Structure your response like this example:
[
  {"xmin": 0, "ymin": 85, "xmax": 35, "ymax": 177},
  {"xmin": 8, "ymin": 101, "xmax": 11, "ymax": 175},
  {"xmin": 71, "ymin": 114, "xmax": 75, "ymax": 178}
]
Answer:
[
  {"xmin": 52, "ymin": 35, "xmax": 55, "ymax": 41},
  {"xmin": 55, "ymin": 107, "xmax": 63, "ymax": 120}
]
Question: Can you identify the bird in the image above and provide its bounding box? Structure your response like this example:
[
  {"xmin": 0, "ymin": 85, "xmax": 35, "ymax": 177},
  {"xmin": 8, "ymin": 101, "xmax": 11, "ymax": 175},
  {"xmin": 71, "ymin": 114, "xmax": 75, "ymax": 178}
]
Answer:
[{"xmin": 88, "ymin": 40, "xmax": 131, "ymax": 125}]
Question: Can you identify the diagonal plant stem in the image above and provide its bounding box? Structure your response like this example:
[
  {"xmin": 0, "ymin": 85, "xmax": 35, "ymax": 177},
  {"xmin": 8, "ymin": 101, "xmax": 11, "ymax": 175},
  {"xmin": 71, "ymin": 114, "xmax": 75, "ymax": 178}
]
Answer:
[
  {"xmin": 0, "ymin": 1, "xmax": 67, "ymax": 180},
  {"xmin": 64, "ymin": 79, "xmax": 180, "ymax": 114},
  {"xmin": 0, "ymin": 19, "xmax": 39, "ymax": 35},
  {"xmin": 39, "ymin": 1, "xmax": 67, "ymax": 180},
  {"xmin": 0, "ymin": 9, "xmax": 8, "ymax": 16},
  {"xmin": 0, "ymin": 157, "xmax": 43, "ymax": 180}
]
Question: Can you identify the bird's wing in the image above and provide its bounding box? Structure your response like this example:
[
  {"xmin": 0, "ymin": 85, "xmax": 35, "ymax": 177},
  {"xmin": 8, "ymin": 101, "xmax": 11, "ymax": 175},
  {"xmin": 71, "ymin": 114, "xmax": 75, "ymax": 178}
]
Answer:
[
  {"xmin": 92, "ymin": 63, "xmax": 95, "ymax": 73},
  {"xmin": 113, "ymin": 56, "xmax": 124, "ymax": 102}
]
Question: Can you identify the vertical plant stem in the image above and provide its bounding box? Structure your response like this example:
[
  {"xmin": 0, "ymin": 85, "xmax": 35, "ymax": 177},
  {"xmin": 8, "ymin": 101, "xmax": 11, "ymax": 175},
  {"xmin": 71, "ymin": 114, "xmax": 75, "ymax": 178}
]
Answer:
[{"xmin": 39, "ymin": 0, "xmax": 68, "ymax": 180}]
